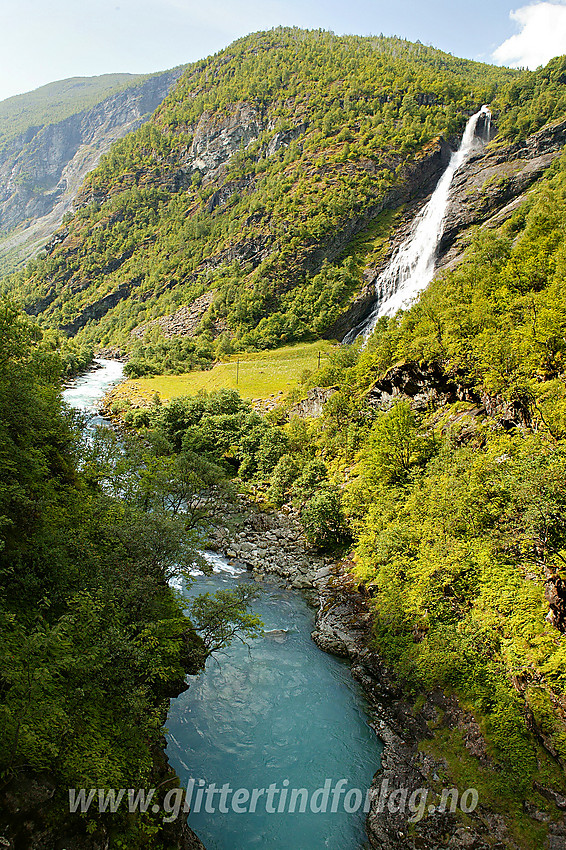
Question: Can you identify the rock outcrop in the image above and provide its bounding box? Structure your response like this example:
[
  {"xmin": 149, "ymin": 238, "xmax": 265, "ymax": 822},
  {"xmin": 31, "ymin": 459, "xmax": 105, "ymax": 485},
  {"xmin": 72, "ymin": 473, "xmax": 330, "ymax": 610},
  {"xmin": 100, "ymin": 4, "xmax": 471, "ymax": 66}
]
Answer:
[
  {"xmin": 289, "ymin": 386, "xmax": 337, "ymax": 418},
  {"xmin": 208, "ymin": 505, "xmax": 330, "ymax": 592},
  {"xmin": 61, "ymin": 280, "xmax": 134, "ymax": 335},
  {"xmin": 329, "ymin": 119, "xmax": 566, "ymax": 342},
  {"xmin": 362, "ymin": 359, "xmax": 531, "ymax": 431},
  {"xmin": 131, "ymin": 291, "xmax": 216, "ymax": 340},
  {"xmin": 189, "ymin": 103, "xmax": 263, "ymax": 183}
]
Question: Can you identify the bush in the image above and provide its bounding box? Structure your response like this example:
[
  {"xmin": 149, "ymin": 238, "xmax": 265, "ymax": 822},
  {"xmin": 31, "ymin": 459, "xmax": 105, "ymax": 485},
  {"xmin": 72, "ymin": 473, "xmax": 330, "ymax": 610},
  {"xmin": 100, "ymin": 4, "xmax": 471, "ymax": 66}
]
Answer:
[
  {"xmin": 300, "ymin": 487, "xmax": 350, "ymax": 550},
  {"xmin": 268, "ymin": 454, "xmax": 299, "ymax": 506}
]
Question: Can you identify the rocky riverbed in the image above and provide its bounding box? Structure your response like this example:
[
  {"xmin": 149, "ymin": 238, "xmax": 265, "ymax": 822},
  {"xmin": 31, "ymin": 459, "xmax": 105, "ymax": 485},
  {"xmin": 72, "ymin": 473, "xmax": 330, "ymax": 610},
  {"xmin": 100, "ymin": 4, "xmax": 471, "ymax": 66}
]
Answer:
[{"xmin": 208, "ymin": 498, "xmax": 566, "ymax": 850}]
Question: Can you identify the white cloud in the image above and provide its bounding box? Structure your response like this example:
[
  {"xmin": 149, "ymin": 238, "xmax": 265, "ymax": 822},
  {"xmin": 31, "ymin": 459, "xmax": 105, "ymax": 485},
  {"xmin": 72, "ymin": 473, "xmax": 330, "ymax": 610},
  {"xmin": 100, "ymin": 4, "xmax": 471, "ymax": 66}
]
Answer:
[{"xmin": 493, "ymin": 2, "xmax": 566, "ymax": 68}]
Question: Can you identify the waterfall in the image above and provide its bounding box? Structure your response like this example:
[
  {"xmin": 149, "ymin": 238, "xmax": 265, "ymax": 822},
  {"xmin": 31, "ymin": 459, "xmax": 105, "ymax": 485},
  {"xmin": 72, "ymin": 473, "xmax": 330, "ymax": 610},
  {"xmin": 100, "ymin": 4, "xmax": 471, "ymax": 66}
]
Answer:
[{"xmin": 345, "ymin": 106, "xmax": 492, "ymax": 343}]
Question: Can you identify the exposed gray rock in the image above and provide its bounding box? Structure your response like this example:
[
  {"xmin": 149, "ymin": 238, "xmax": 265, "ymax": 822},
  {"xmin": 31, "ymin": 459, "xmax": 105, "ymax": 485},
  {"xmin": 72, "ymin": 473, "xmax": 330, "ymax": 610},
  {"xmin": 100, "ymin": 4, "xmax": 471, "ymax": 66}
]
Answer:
[
  {"xmin": 266, "ymin": 123, "xmax": 306, "ymax": 156},
  {"xmin": 439, "ymin": 118, "xmax": 566, "ymax": 261},
  {"xmin": 131, "ymin": 291, "xmax": 216, "ymax": 340},
  {"xmin": 61, "ymin": 280, "xmax": 133, "ymax": 335},
  {"xmin": 211, "ymin": 495, "xmax": 566, "ymax": 849},
  {"xmin": 0, "ymin": 69, "xmax": 184, "ymax": 267},
  {"xmin": 312, "ymin": 591, "xmax": 370, "ymax": 658},
  {"xmin": 364, "ymin": 361, "xmax": 474, "ymax": 412},
  {"xmin": 189, "ymin": 103, "xmax": 263, "ymax": 182},
  {"xmin": 289, "ymin": 386, "xmax": 337, "ymax": 418},
  {"xmin": 363, "ymin": 359, "xmax": 531, "ymax": 429}
]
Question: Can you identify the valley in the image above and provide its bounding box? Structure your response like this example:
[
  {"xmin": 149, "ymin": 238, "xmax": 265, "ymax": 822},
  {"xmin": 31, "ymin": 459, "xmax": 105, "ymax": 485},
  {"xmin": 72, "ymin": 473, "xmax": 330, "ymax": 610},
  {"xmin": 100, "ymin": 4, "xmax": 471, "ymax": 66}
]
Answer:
[{"xmin": 2, "ymin": 25, "xmax": 566, "ymax": 850}]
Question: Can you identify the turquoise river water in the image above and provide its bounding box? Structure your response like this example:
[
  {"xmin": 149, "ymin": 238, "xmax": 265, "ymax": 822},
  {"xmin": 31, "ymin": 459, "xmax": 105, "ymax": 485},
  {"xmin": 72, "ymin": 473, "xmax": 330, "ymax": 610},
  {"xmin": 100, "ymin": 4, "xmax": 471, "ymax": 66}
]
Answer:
[{"xmin": 63, "ymin": 359, "xmax": 382, "ymax": 850}]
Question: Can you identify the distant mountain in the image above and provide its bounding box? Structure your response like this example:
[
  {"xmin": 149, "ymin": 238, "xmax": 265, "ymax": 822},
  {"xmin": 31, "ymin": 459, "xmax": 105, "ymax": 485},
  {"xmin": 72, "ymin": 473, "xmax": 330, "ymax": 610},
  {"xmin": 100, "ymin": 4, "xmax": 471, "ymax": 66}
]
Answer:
[
  {"xmin": 0, "ymin": 74, "xmax": 143, "ymax": 147},
  {"xmin": 0, "ymin": 69, "xmax": 185, "ymax": 269}
]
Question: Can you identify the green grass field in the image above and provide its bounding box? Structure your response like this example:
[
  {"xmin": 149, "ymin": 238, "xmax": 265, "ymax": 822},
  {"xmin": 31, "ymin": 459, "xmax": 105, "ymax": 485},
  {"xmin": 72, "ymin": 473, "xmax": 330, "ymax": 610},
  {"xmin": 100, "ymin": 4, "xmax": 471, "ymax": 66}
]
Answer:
[{"xmin": 119, "ymin": 341, "xmax": 337, "ymax": 404}]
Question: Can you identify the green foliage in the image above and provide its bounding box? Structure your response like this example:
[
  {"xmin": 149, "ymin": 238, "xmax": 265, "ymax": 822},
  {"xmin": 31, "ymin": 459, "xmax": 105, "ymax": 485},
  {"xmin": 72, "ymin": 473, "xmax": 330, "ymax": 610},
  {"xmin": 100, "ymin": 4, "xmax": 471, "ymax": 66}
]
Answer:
[
  {"xmin": 494, "ymin": 55, "xmax": 566, "ymax": 140},
  {"xmin": 268, "ymin": 149, "xmax": 566, "ymax": 805},
  {"xmin": 124, "ymin": 333, "xmax": 213, "ymax": 377},
  {"xmin": 0, "ymin": 74, "xmax": 149, "ymax": 149},
  {"xmin": 268, "ymin": 454, "xmax": 299, "ymax": 506},
  {"xmin": 300, "ymin": 487, "xmax": 350, "ymax": 549},
  {"xmin": 358, "ymin": 153, "xmax": 566, "ymax": 406},
  {"xmin": 355, "ymin": 400, "xmax": 435, "ymax": 486},
  {"xmin": 0, "ymin": 301, "xmax": 260, "ymax": 844},
  {"xmin": 3, "ymin": 31, "xmax": 566, "ymax": 841},
  {"xmin": 188, "ymin": 585, "xmax": 263, "ymax": 656},
  {"xmin": 137, "ymin": 388, "xmax": 289, "ymax": 481},
  {"xmin": 2, "ymin": 28, "xmax": 518, "ymax": 365}
]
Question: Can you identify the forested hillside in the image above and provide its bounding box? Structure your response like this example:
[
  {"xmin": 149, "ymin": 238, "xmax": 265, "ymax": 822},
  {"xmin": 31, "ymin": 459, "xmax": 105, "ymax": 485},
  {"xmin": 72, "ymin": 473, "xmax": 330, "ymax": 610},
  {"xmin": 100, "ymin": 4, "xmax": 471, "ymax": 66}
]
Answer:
[
  {"xmin": 2, "ymin": 28, "xmax": 523, "ymax": 374},
  {"xmin": 280, "ymin": 151, "xmax": 566, "ymax": 845}
]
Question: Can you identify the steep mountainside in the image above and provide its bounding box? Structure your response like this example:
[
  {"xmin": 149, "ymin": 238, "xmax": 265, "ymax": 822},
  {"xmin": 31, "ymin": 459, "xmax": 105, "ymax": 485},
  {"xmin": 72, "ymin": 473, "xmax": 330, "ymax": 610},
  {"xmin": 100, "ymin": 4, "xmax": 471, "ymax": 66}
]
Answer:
[
  {"xmin": 4, "ymin": 34, "xmax": 566, "ymax": 378},
  {"xmin": 0, "ymin": 69, "xmax": 185, "ymax": 271},
  {"xmin": 0, "ymin": 74, "xmax": 141, "ymax": 145},
  {"xmin": 2, "ymin": 28, "xmax": 522, "ymax": 369}
]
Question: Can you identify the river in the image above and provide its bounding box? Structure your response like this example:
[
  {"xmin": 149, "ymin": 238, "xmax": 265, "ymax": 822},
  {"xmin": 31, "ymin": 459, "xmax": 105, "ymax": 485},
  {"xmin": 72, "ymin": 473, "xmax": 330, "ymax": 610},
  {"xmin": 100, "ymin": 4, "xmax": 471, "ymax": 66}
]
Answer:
[{"xmin": 63, "ymin": 359, "xmax": 382, "ymax": 850}]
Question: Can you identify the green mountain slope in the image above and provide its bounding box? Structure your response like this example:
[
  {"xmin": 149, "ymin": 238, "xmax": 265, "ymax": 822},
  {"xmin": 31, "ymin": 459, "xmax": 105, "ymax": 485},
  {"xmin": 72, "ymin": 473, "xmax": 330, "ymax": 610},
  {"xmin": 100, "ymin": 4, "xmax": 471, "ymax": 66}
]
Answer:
[
  {"xmin": 3, "ymin": 28, "xmax": 521, "ymax": 369},
  {"xmin": 0, "ymin": 69, "xmax": 187, "ymax": 278}
]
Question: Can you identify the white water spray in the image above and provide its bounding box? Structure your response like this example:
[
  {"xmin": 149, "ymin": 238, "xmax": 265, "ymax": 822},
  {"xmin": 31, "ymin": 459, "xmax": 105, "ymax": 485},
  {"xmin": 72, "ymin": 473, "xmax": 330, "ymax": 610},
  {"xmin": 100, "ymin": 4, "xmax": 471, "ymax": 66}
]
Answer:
[{"xmin": 347, "ymin": 106, "xmax": 492, "ymax": 343}]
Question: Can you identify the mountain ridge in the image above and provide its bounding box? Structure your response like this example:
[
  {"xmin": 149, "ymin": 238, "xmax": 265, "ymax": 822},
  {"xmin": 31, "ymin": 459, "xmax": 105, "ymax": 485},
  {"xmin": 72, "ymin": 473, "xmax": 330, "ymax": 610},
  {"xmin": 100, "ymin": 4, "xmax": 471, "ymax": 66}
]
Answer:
[
  {"xmin": 0, "ymin": 68, "xmax": 186, "ymax": 271},
  {"xmin": 2, "ymin": 28, "xmax": 525, "ymax": 373}
]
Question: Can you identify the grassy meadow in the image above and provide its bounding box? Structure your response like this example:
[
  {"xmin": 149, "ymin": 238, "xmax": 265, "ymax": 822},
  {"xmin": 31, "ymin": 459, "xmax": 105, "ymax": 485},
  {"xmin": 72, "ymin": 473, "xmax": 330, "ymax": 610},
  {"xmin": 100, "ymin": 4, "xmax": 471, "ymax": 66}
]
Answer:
[{"xmin": 112, "ymin": 340, "xmax": 337, "ymax": 406}]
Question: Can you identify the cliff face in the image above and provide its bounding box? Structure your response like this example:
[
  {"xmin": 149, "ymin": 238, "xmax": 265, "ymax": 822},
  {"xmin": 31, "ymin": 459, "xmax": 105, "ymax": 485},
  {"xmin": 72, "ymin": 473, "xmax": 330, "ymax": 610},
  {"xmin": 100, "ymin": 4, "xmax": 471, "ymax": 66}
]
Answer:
[
  {"xmin": 30, "ymin": 125, "xmax": 452, "ymax": 338},
  {"xmin": 0, "ymin": 69, "xmax": 183, "ymax": 267},
  {"xmin": 439, "ymin": 117, "xmax": 566, "ymax": 263},
  {"xmin": 328, "ymin": 118, "xmax": 566, "ymax": 341}
]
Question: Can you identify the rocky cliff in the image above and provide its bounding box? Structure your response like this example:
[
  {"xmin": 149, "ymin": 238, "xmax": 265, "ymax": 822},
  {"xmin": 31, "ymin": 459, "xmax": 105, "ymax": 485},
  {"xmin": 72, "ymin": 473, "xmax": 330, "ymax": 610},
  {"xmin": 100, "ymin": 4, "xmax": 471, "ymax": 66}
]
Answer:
[
  {"xmin": 439, "ymin": 116, "xmax": 566, "ymax": 264},
  {"xmin": 328, "ymin": 117, "xmax": 566, "ymax": 341},
  {"xmin": 0, "ymin": 69, "xmax": 183, "ymax": 268}
]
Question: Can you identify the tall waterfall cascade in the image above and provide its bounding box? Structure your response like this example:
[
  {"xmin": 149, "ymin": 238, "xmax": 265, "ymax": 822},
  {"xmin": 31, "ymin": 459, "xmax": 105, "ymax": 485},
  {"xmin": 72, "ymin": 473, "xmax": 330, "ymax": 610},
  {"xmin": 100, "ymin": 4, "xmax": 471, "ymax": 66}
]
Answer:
[{"xmin": 346, "ymin": 106, "xmax": 492, "ymax": 343}]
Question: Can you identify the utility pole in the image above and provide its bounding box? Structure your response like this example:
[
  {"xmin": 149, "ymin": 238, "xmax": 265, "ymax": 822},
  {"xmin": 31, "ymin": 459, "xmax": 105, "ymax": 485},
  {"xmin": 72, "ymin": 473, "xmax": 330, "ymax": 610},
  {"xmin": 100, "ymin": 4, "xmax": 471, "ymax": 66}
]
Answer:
[
  {"xmin": 236, "ymin": 359, "xmax": 239, "ymax": 386},
  {"xmin": 318, "ymin": 350, "xmax": 321, "ymax": 369}
]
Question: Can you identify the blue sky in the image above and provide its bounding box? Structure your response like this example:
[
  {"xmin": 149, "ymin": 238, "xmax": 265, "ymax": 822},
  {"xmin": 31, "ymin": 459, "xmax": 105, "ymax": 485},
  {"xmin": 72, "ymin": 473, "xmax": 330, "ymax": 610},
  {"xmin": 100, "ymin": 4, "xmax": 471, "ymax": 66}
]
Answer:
[{"xmin": 2, "ymin": 0, "xmax": 566, "ymax": 102}]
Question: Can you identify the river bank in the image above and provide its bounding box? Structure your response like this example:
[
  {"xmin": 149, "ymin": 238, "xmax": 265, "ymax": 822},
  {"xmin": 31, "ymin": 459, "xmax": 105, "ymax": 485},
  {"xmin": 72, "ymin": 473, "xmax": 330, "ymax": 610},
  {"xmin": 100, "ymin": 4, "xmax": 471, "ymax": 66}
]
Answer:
[
  {"xmin": 206, "ymin": 499, "xmax": 566, "ymax": 850},
  {"xmin": 95, "ymin": 360, "xmax": 566, "ymax": 849},
  {"xmin": 57, "ymin": 360, "xmax": 207, "ymax": 850},
  {"xmin": 72, "ymin": 360, "xmax": 381, "ymax": 850}
]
